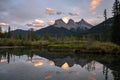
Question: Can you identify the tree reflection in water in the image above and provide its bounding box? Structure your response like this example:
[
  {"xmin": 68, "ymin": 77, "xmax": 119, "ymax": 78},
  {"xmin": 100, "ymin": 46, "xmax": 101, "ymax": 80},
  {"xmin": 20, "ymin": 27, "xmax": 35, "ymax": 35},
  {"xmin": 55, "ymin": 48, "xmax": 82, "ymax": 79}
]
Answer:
[{"xmin": 0, "ymin": 48, "xmax": 119, "ymax": 80}]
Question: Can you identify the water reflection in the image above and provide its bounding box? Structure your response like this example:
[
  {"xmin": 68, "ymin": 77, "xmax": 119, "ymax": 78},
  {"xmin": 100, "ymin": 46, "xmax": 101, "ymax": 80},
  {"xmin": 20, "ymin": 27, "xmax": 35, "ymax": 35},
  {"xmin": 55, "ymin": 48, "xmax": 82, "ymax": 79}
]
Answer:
[
  {"xmin": 34, "ymin": 60, "xmax": 44, "ymax": 67},
  {"xmin": 0, "ymin": 59, "xmax": 7, "ymax": 63},
  {"xmin": 61, "ymin": 62, "xmax": 70, "ymax": 70},
  {"xmin": 32, "ymin": 55, "xmax": 55, "ymax": 67},
  {"xmin": 45, "ymin": 73, "xmax": 53, "ymax": 79},
  {"xmin": 0, "ymin": 49, "xmax": 120, "ymax": 80}
]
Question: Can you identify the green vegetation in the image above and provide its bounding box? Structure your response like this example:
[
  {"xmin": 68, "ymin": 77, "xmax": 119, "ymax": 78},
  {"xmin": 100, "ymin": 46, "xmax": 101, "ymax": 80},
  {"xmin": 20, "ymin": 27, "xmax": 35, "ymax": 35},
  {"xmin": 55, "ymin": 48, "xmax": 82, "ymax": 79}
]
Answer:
[
  {"xmin": 87, "ymin": 42, "xmax": 120, "ymax": 53},
  {"xmin": 0, "ymin": 37, "xmax": 120, "ymax": 53},
  {"xmin": 48, "ymin": 41, "xmax": 120, "ymax": 53},
  {"xmin": 111, "ymin": 0, "xmax": 120, "ymax": 44}
]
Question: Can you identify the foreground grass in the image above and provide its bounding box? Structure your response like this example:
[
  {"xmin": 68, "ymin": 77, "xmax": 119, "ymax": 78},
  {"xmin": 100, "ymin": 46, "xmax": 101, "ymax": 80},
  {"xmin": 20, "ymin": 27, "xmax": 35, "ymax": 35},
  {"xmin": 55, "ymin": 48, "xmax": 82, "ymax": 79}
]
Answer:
[
  {"xmin": 0, "ymin": 38, "xmax": 49, "ymax": 46},
  {"xmin": 0, "ymin": 38, "xmax": 120, "ymax": 53},
  {"xmin": 48, "ymin": 41, "xmax": 120, "ymax": 53}
]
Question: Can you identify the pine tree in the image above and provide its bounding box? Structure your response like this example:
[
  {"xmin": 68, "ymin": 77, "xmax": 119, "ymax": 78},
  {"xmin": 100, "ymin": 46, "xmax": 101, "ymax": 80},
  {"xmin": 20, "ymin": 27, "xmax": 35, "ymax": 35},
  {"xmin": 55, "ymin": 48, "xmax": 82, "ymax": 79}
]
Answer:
[
  {"xmin": 0, "ymin": 27, "xmax": 2, "ymax": 33},
  {"xmin": 119, "ymin": 2, "xmax": 120, "ymax": 14},
  {"xmin": 104, "ymin": 9, "xmax": 108, "ymax": 41},
  {"xmin": 104, "ymin": 9, "xmax": 107, "ymax": 21},
  {"xmin": 28, "ymin": 28, "xmax": 36, "ymax": 41},
  {"xmin": 7, "ymin": 26, "xmax": 11, "ymax": 38},
  {"xmin": 8, "ymin": 26, "xmax": 11, "ymax": 33},
  {"xmin": 112, "ymin": 0, "xmax": 120, "ymax": 16},
  {"xmin": 112, "ymin": 0, "xmax": 120, "ymax": 45},
  {"xmin": 0, "ymin": 27, "xmax": 2, "ymax": 38}
]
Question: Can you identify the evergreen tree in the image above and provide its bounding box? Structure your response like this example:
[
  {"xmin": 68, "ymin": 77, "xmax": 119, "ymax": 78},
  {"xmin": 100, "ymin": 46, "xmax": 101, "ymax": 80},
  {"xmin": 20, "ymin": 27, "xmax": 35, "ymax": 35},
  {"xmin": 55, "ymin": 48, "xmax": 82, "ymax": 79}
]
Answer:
[
  {"xmin": 103, "ymin": 9, "xmax": 108, "ymax": 41},
  {"xmin": 112, "ymin": 0, "xmax": 120, "ymax": 16},
  {"xmin": 104, "ymin": 9, "xmax": 107, "ymax": 21},
  {"xmin": 0, "ymin": 27, "xmax": 2, "ymax": 33},
  {"xmin": 119, "ymin": 2, "xmax": 120, "ymax": 13},
  {"xmin": 3, "ymin": 31, "xmax": 8, "ymax": 38},
  {"xmin": 7, "ymin": 26, "xmax": 11, "ymax": 38},
  {"xmin": 0, "ymin": 27, "xmax": 2, "ymax": 38},
  {"xmin": 8, "ymin": 26, "xmax": 11, "ymax": 33},
  {"xmin": 112, "ymin": 0, "xmax": 120, "ymax": 45},
  {"xmin": 27, "ymin": 28, "xmax": 36, "ymax": 41}
]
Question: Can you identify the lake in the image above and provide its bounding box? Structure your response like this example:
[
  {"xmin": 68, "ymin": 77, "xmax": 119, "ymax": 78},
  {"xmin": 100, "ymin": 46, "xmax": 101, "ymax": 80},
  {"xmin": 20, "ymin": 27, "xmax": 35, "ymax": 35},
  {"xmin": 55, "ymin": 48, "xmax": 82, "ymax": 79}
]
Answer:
[{"xmin": 0, "ymin": 48, "xmax": 119, "ymax": 80}]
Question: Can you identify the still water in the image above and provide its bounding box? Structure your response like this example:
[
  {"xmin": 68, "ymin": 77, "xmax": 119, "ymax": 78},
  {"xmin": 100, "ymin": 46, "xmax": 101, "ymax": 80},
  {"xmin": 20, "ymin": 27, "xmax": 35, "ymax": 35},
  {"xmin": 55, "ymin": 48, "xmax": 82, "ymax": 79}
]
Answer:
[{"xmin": 0, "ymin": 49, "xmax": 119, "ymax": 80}]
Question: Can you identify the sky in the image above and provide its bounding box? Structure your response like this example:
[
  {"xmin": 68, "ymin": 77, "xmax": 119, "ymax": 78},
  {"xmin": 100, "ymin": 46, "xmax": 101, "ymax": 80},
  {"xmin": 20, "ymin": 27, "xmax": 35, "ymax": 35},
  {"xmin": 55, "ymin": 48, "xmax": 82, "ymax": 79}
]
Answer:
[{"xmin": 0, "ymin": 0, "xmax": 114, "ymax": 31}]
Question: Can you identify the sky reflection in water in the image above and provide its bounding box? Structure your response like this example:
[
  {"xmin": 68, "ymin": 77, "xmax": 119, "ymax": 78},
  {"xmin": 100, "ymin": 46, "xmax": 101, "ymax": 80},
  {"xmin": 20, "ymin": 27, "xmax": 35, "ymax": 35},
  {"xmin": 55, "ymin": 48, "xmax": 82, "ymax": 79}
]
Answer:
[{"xmin": 0, "ymin": 49, "xmax": 118, "ymax": 80}]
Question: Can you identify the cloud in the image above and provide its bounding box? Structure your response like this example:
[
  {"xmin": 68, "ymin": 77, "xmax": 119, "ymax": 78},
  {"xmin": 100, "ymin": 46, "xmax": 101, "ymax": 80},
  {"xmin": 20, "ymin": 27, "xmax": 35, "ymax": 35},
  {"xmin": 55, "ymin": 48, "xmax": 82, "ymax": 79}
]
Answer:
[
  {"xmin": 27, "ymin": 19, "xmax": 45, "ymax": 27},
  {"xmin": 0, "ymin": 22, "xmax": 9, "ymax": 27},
  {"xmin": 0, "ymin": 0, "xmax": 10, "ymax": 11},
  {"xmin": 0, "ymin": 0, "xmax": 46, "ymax": 24},
  {"xmin": 92, "ymin": 12, "xmax": 96, "ymax": 15},
  {"xmin": 48, "ymin": 20, "xmax": 55, "ymax": 25},
  {"xmin": 56, "ymin": 12, "xmax": 62, "ymax": 15},
  {"xmin": 68, "ymin": 12, "xmax": 80, "ymax": 16},
  {"xmin": 90, "ymin": 0, "xmax": 101, "ymax": 10},
  {"xmin": 46, "ymin": 8, "xmax": 54, "ymax": 15},
  {"xmin": 62, "ymin": 16, "xmax": 70, "ymax": 24},
  {"xmin": 0, "ymin": 0, "xmax": 113, "ymax": 31},
  {"xmin": 87, "ymin": 17, "xmax": 103, "ymax": 25}
]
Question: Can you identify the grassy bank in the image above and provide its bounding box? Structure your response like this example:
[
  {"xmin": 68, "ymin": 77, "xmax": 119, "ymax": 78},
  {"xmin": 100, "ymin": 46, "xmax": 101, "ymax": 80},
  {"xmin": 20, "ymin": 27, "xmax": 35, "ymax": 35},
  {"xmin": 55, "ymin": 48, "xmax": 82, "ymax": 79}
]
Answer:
[
  {"xmin": 0, "ymin": 38, "xmax": 120, "ymax": 53},
  {"xmin": 0, "ymin": 38, "xmax": 49, "ymax": 46},
  {"xmin": 48, "ymin": 41, "xmax": 120, "ymax": 53}
]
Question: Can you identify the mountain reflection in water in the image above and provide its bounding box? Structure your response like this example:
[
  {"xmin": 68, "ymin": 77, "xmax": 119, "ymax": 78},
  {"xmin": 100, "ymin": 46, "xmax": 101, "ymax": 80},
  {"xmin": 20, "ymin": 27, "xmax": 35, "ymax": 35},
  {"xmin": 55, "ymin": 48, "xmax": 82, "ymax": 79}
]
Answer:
[{"xmin": 0, "ymin": 49, "xmax": 120, "ymax": 80}]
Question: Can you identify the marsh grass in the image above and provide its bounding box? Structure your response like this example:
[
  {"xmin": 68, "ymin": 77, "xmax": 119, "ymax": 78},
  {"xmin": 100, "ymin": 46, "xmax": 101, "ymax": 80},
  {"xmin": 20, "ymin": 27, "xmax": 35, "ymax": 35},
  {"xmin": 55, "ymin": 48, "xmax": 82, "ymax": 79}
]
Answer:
[{"xmin": 0, "ymin": 38, "xmax": 120, "ymax": 53}]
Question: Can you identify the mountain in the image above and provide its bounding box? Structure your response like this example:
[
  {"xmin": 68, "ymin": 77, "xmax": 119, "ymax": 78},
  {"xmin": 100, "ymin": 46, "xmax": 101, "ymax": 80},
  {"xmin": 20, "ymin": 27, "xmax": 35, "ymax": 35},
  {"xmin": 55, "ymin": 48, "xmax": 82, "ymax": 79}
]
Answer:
[
  {"xmin": 76, "ymin": 19, "xmax": 93, "ymax": 30},
  {"xmin": 54, "ymin": 19, "xmax": 67, "ymax": 28},
  {"xmin": 70, "ymin": 19, "xmax": 93, "ymax": 34},
  {"xmin": 54, "ymin": 19, "xmax": 77, "ymax": 30},
  {"xmin": 87, "ymin": 17, "xmax": 114, "ymax": 34},
  {"xmin": 11, "ymin": 26, "xmax": 75, "ymax": 37},
  {"xmin": 67, "ymin": 19, "xmax": 77, "ymax": 29},
  {"xmin": 54, "ymin": 18, "xmax": 93, "ymax": 30},
  {"xmin": 11, "ymin": 29, "xmax": 29, "ymax": 35},
  {"xmin": 35, "ymin": 25, "xmax": 74, "ymax": 37},
  {"xmin": 11, "ymin": 18, "xmax": 94, "ymax": 37}
]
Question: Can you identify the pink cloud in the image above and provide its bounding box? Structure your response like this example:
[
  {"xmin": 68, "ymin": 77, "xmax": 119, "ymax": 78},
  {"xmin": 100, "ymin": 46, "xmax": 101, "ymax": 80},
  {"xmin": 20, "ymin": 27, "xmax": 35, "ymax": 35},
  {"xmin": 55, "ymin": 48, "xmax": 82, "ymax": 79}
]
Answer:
[
  {"xmin": 46, "ymin": 8, "xmax": 54, "ymax": 15},
  {"xmin": 27, "ymin": 19, "xmax": 45, "ymax": 27},
  {"xmin": 90, "ymin": 0, "xmax": 101, "ymax": 10},
  {"xmin": 48, "ymin": 20, "xmax": 55, "ymax": 25},
  {"xmin": 0, "ymin": 22, "xmax": 9, "ymax": 27}
]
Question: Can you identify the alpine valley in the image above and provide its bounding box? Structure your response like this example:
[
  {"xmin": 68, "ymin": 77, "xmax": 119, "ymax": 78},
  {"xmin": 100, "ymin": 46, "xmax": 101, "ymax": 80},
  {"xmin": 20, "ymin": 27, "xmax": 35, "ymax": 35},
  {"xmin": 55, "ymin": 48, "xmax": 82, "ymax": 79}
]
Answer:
[{"xmin": 11, "ymin": 17, "xmax": 113, "ymax": 37}]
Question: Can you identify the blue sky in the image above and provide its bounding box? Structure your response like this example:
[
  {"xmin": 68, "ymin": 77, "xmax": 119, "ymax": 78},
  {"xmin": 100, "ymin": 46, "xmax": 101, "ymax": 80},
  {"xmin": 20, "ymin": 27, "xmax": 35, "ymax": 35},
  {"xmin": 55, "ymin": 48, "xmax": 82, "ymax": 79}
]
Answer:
[{"xmin": 0, "ymin": 0, "xmax": 114, "ymax": 31}]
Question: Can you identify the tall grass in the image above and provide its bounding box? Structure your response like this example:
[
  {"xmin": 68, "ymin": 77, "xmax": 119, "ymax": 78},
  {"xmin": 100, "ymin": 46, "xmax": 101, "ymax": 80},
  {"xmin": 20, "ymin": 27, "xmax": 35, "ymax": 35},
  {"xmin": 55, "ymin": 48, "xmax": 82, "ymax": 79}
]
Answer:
[{"xmin": 0, "ymin": 38, "xmax": 120, "ymax": 53}]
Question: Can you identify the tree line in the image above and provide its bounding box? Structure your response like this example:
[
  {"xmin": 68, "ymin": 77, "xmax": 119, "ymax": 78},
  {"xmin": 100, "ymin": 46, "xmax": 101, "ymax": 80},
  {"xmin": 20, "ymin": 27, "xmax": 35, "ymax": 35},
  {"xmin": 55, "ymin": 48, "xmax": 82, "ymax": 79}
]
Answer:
[{"xmin": 112, "ymin": 0, "xmax": 120, "ymax": 45}]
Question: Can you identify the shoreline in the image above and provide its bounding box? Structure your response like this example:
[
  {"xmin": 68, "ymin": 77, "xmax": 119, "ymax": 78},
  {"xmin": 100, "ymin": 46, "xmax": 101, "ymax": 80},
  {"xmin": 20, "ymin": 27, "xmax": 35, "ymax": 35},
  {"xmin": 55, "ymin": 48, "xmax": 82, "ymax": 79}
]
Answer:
[
  {"xmin": 0, "ymin": 46, "xmax": 25, "ymax": 49},
  {"xmin": 0, "ymin": 45, "xmax": 119, "ymax": 54}
]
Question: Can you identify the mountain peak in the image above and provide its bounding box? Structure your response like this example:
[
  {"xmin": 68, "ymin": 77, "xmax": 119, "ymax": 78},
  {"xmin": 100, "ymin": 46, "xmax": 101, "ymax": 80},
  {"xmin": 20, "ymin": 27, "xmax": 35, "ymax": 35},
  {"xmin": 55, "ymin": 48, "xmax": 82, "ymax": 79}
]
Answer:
[
  {"xmin": 69, "ymin": 19, "xmax": 74, "ymax": 21},
  {"xmin": 67, "ymin": 19, "xmax": 77, "ymax": 29},
  {"xmin": 55, "ymin": 19, "xmax": 65, "ymax": 23},
  {"xmin": 54, "ymin": 18, "xmax": 93, "ymax": 30},
  {"xmin": 78, "ymin": 19, "xmax": 87, "ymax": 23},
  {"xmin": 81, "ymin": 18, "xmax": 85, "ymax": 22},
  {"xmin": 67, "ymin": 19, "xmax": 74, "ymax": 24},
  {"xmin": 54, "ymin": 18, "xmax": 66, "ymax": 27},
  {"xmin": 76, "ymin": 19, "xmax": 93, "ymax": 29}
]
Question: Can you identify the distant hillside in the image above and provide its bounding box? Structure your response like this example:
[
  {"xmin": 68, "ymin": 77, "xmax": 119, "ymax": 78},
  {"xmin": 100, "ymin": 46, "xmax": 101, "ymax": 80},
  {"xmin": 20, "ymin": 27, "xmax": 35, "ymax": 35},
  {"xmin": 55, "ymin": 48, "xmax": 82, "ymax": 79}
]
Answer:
[
  {"xmin": 35, "ymin": 25, "xmax": 74, "ymax": 37},
  {"xmin": 87, "ymin": 17, "xmax": 113, "ymax": 34},
  {"xmin": 11, "ymin": 29, "xmax": 29, "ymax": 35}
]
